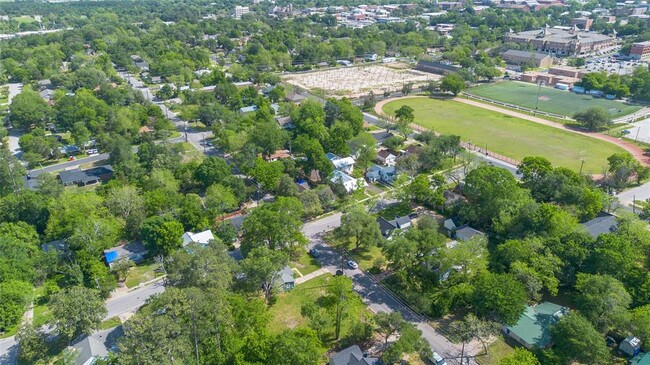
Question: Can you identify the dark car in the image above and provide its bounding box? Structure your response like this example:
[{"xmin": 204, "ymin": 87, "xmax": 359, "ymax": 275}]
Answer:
[{"xmin": 308, "ymin": 248, "xmax": 320, "ymax": 258}]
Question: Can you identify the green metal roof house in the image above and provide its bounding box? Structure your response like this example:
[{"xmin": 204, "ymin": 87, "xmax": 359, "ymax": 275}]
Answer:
[
  {"xmin": 504, "ymin": 302, "xmax": 568, "ymax": 349},
  {"xmin": 631, "ymin": 353, "xmax": 650, "ymax": 365}
]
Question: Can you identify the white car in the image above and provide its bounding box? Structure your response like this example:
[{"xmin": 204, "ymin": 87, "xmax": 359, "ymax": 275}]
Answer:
[
  {"xmin": 347, "ymin": 260, "xmax": 358, "ymax": 269},
  {"xmin": 430, "ymin": 352, "xmax": 447, "ymax": 365}
]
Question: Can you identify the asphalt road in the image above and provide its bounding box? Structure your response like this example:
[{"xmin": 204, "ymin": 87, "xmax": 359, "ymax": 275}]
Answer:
[
  {"xmin": 302, "ymin": 214, "xmax": 481, "ymax": 365},
  {"xmin": 0, "ymin": 280, "xmax": 165, "ymax": 365}
]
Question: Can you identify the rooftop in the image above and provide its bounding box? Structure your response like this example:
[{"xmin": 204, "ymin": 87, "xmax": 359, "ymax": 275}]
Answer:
[
  {"xmin": 182, "ymin": 230, "xmax": 215, "ymax": 246},
  {"xmin": 58, "ymin": 165, "xmax": 114, "ymax": 186},
  {"xmin": 581, "ymin": 211, "xmax": 617, "ymax": 238},
  {"xmin": 329, "ymin": 345, "xmax": 380, "ymax": 365},
  {"xmin": 502, "ymin": 49, "xmax": 551, "ymax": 60},
  {"xmin": 455, "ymin": 225, "xmax": 485, "ymax": 241},
  {"xmin": 505, "ymin": 302, "xmax": 568, "ymax": 348}
]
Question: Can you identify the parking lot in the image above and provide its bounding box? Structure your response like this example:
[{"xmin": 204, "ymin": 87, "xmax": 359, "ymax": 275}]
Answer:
[{"xmin": 584, "ymin": 56, "xmax": 645, "ymax": 76}]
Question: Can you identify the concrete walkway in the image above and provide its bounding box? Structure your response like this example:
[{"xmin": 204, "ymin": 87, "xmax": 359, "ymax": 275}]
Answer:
[{"xmin": 295, "ymin": 268, "xmax": 330, "ymax": 285}]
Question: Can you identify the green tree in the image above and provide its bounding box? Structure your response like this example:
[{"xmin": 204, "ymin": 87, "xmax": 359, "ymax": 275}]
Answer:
[
  {"xmin": 194, "ymin": 157, "xmax": 231, "ymax": 190},
  {"xmin": 324, "ymin": 275, "xmax": 354, "ymax": 339},
  {"xmin": 0, "ymin": 280, "xmax": 32, "ymax": 332},
  {"xmin": 268, "ymin": 328, "xmax": 324, "ymax": 365},
  {"xmin": 375, "ymin": 311, "xmax": 407, "ymax": 347},
  {"xmin": 574, "ymin": 273, "xmax": 631, "ymax": 332},
  {"xmin": 0, "ymin": 149, "xmax": 25, "ymax": 197},
  {"xmin": 336, "ymin": 206, "xmax": 383, "ymax": 250},
  {"xmin": 16, "ymin": 323, "xmax": 48, "ymax": 363},
  {"xmin": 251, "ymin": 158, "xmax": 285, "ymax": 192},
  {"xmin": 165, "ymin": 242, "xmax": 236, "ymax": 290},
  {"xmin": 241, "ymin": 246, "xmax": 289, "ymax": 304},
  {"xmin": 105, "ymin": 185, "xmax": 146, "ymax": 235},
  {"xmin": 550, "ymin": 312, "xmax": 610, "ymax": 365},
  {"xmin": 205, "ymin": 184, "xmax": 239, "ymax": 215},
  {"xmin": 440, "ymin": 73, "xmax": 466, "ymax": 96},
  {"xmin": 606, "ymin": 152, "xmax": 641, "ymax": 189},
  {"xmin": 49, "ymin": 286, "xmax": 107, "ymax": 343},
  {"xmin": 250, "ymin": 122, "xmax": 288, "ymax": 159},
  {"xmin": 499, "ymin": 348, "xmax": 541, "ymax": 365},
  {"xmin": 140, "ymin": 215, "xmax": 184, "ymax": 255},
  {"xmin": 241, "ymin": 197, "xmax": 307, "ymax": 257},
  {"xmin": 394, "ymin": 105, "xmax": 414, "ymax": 139},
  {"xmin": 348, "ymin": 132, "xmax": 377, "ymax": 173},
  {"xmin": 473, "ymin": 272, "xmax": 527, "ymax": 325},
  {"xmin": 9, "ymin": 87, "xmax": 51, "ymax": 129},
  {"xmin": 449, "ymin": 314, "xmax": 499, "ymax": 359},
  {"xmin": 573, "ymin": 107, "xmax": 611, "ymax": 131}
]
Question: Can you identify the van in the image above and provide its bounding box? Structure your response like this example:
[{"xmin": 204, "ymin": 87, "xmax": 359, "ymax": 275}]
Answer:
[{"xmin": 429, "ymin": 352, "xmax": 447, "ymax": 365}]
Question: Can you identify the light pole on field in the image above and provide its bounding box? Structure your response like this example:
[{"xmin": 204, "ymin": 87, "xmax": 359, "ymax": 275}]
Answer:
[{"xmin": 534, "ymin": 81, "xmax": 542, "ymax": 115}]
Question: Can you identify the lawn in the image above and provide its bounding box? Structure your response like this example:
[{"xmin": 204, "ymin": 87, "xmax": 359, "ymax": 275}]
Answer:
[
  {"xmin": 469, "ymin": 81, "xmax": 641, "ymax": 118},
  {"xmin": 125, "ymin": 260, "xmax": 164, "ymax": 289},
  {"xmin": 268, "ymin": 273, "xmax": 370, "ymax": 342},
  {"xmin": 291, "ymin": 251, "xmax": 321, "ymax": 276},
  {"xmin": 475, "ymin": 337, "xmax": 515, "ymax": 365},
  {"xmin": 100, "ymin": 316, "xmax": 122, "ymax": 330},
  {"xmin": 32, "ymin": 286, "xmax": 52, "ymax": 328},
  {"xmin": 383, "ymin": 97, "xmax": 627, "ymax": 173}
]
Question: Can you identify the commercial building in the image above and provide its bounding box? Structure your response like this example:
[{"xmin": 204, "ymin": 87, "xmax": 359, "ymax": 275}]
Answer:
[
  {"xmin": 415, "ymin": 60, "xmax": 460, "ymax": 75},
  {"xmin": 571, "ymin": 17, "xmax": 593, "ymax": 31},
  {"xmin": 502, "ymin": 49, "xmax": 553, "ymax": 68},
  {"xmin": 505, "ymin": 25, "xmax": 616, "ymax": 56},
  {"xmin": 631, "ymin": 41, "xmax": 650, "ymax": 59},
  {"xmin": 234, "ymin": 6, "xmax": 250, "ymax": 19}
]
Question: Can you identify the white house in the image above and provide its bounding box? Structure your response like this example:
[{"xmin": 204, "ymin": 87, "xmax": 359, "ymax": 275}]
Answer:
[
  {"xmin": 182, "ymin": 229, "xmax": 215, "ymax": 247},
  {"xmin": 366, "ymin": 165, "xmax": 396, "ymax": 184},
  {"xmin": 331, "ymin": 170, "xmax": 366, "ymax": 193},
  {"xmin": 376, "ymin": 150, "xmax": 396, "ymax": 166},
  {"xmin": 327, "ymin": 153, "xmax": 356, "ymax": 174}
]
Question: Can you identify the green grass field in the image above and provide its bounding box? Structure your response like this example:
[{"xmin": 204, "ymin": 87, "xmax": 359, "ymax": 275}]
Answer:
[
  {"xmin": 469, "ymin": 81, "xmax": 641, "ymax": 118},
  {"xmin": 383, "ymin": 97, "xmax": 627, "ymax": 173}
]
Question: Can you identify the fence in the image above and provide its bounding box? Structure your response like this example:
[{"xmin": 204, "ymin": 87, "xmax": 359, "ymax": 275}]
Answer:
[
  {"xmin": 462, "ymin": 92, "xmax": 570, "ymax": 121},
  {"xmin": 378, "ymin": 114, "xmax": 521, "ymax": 168}
]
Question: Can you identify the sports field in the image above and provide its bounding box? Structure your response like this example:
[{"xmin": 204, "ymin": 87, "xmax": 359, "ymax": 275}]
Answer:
[
  {"xmin": 469, "ymin": 81, "xmax": 641, "ymax": 118},
  {"xmin": 382, "ymin": 97, "xmax": 627, "ymax": 173}
]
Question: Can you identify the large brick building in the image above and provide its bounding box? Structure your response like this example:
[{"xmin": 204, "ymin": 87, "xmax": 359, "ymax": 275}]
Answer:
[
  {"xmin": 502, "ymin": 49, "xmax": 553, "ymax": 68},
  {"xmin": 505, "ymin": 25, "xmax": 616, "ymax": 56},
  {"xmin": 631, "ymin": 41, "xmax": 650, "ymax": 59}
]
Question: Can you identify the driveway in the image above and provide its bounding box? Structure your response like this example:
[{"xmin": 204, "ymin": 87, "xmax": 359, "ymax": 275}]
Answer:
[{"xmin": 302, "ymin": 216, "xmax": 481, "ymax": 365}]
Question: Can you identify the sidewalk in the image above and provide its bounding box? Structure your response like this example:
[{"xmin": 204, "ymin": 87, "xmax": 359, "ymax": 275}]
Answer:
[{"xmin": 295, "ymin": 268, "xmax": 330, "ymax": 285}]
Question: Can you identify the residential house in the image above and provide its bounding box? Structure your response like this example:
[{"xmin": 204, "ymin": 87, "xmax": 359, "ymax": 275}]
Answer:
[
  {"xmin": 276, "ymin": 266, "xmax": 295, "ymax": 291},
  {"xmin": 182, "ymin": 229, "xmax": 215, "ymax": 247},
  {"xmin": 400, "ymin": 144, "xmax": 421, "ymax": 157},
  {"xmin": 275, "ymin": 116, "xmax": 294, "ymax": 129},
  {"xmin": 329, "ymin": 345, "xmax": 380, "ymax": 365},
  {"xmin": 631, "ymin": 353, "xmax": 650, "ymax": 365},
  {"xmin": 266, "ymin": 149, "xmax": 291, "ymax": 161},
  {"xmin": 366, "ymin": 165, "xmax": 395, "ymax": 184},
  {"xmin": 42, "ymin": 240, "xmax": 69, "ymax": 255},
  {"xmin": 286, "ymin": 92, "xmax": 306, "ymax": 104},
  {"xmin": 370, "ymin": 131, "xmax": 393, "ymax": 146},
  {"xmin": 239, "ymin": 105, "xmax": 258, "ymax": 114},
  {"xmin": 621, "ymin": 336, "xmax": 642, "ymax": 357},
  {"xmin": 103, "ymin": 242, "xmax": 148, "ymax": 267},
  {"xmin": 58, "ymin": 166, "xmax": 114, "ymax": 187},
  {"xmin": 443, "ymin": 219, "xmax": 457, "ymax": 233},
  {"xmin": 327, "ymin": 153, "xmax": 356, "ymax": 174},
  {"xmin": 582, "ymin": 211, "xmax": 617, "ymax": 238},
  {"xmin": 455, "ymin": 224, "xmax": 485, "ymax": 241},
  {"xmin": 376, "ymin": 150, "xmax": 396, "ymax": 166},
  {"xmin": 59, "ymin": 145, "xmax": 81, "ymax": 156},
  {"xmin": 68, "ymin": 327, "xmax": 123, "ymax": 365},
  {"xmin": 331, "ymin": 170, "xmax": 366, "ymax": 193},
  {"xmin": 377, "ymin": 215, "xmax": 412, "ymax": 237},
  {"xmin": 504, "ymin": 302, "xmax": 568, "ymax": 349}
]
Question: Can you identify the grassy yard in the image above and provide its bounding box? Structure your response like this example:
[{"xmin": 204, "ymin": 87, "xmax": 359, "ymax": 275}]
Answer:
[
  {"xmin": 32, "ymin": 286, "xmax": 52, "ymax": 328},
  {"xmin": 470, "ymin": 81, "xmax": 641, "ymax": 118},
  {"xmin": 179, "ymin": 141, "xmax": 204, "ymax": 161},
  {"xmin": 125, "ymin": 260, "xmax": 164, "ymax": 289},
  {"xmin": 268, "ymin": 273, "xmax": 370, "ymax": 342},
  {"xmin": 377, "ymin": 202, "xmax": 412, "ymax": 220},
  {"xmin": 475, "ymin": 337, "xmax": 515, "ymax": 365},
  {"xmin": 291, "ymin": 251, "xmax": 321, "ymax": 276},
  {"xmin": 100, "ymin": 316, "xmax": 122, "ymax": 330},
  {"xmin": 383, "ymin": 97, "xmax": 626, "ymax": 174}
]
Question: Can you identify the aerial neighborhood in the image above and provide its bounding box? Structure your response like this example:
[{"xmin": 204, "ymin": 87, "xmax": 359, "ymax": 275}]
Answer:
[{"xmin": 3, "ymin": 0, "xmax": 650, "ymax": 364}]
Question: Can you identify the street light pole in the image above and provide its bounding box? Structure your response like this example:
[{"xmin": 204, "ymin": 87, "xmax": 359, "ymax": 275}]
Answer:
[
  {"xmin": 635, "ymin": 127, "xmax": 641, "ymax": 143},
  {"xmin": 534, "ymin": 81, "xmax": 542, "ymax": 115},
  {"xmin": 579, "ymin": 159, "xmax": 585, "ymax": 175}
]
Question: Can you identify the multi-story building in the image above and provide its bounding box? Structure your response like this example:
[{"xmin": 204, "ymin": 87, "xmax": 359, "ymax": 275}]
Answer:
[
  {"xmin": 234, "ymin": 6, "xmax": 250, "ymax": 19},
  {"xmin": 505, "ymin": 25, "xmax": 616, "ymax": 56},
  {"xmin": 631, "ymin": 41, "xmax": 650, "ymax": 59},
  {"xmin": 571, "ymin": 17, "xmax": 593, "ymax": 31},
  {"xmin": 502, "ymin": 49, "xmax": 553, "ymax": 68}
]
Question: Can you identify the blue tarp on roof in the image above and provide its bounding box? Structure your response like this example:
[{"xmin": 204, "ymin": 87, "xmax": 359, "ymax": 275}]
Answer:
[{"xmin": 105, "ymin": 250, "xmax": 119, "ymax": 263}]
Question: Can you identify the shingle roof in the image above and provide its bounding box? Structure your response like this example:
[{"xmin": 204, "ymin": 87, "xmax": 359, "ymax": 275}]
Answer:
[
  {"xmin": 455, "ymin": 225, "xmax": 484, "ymax": 241},
  {"xmin": 581, "ymin": 212, "xmax": 617, "ymax": 238},
  {"xmin": 58, "ymin": 165, "xmax": 114, "ymax": 186},
  {"xmin": 329, "ymin": 345, "xmax": 380, "ymax": 365}
]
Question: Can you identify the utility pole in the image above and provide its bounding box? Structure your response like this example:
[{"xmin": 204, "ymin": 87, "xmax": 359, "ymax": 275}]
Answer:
[
  {"xmin": 579, "ymin": 159, "xmax": 585, "ymax": 175},
  {"xmin": 534, "ymin": 81, "xmax": 542, "ymax": 115},
  {"xmin": 635, "ymin": 127, "xmax": 642, "ymax": 143}
]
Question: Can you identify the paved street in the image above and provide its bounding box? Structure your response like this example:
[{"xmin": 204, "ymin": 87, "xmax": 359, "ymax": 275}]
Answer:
[
  {"xmin": 302, "ymin": 215, "xmax": 481, "ymax": 365},
  {"xmin": 117, "ymin": 71, "xmax": 211, "ymax": 153}
]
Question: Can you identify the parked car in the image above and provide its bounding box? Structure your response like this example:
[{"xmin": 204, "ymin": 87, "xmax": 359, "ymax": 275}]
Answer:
[
  {"xmin": 428, "ymin": 352, "xmax": 447, "ymax": 365},
  {"xmin": 309, "ymin": 248, "xmax": 320, "ymax": 258},
  {"xmin": 347, "ymin": 260, "xmax": 358, "ymax": 269}
]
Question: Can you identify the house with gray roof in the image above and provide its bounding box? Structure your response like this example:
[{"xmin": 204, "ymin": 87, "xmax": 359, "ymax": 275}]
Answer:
[
  {"xmin": 581, "ymin": 211, "xmax": 617, "ymax": 238},
  {"xmin": 329, "ymin": 345, "xmax": 380, "ymax": 365},
  {"xmin": 454, "ymin": 225, "xmax": 485, "ymax": 241},
  {"xmin": 377, "ymin": 215, "xmax": 412, "ymax": 237},
  {"xmin": 58, "ymin": 165, "xmax": 114, "ymax": 187},
  {"xmin": 68, "ymin": 326, "xmax": 123, "ymax": 365},
  {"xmin": 276, "ymin": 266, "xmax": 295, "ymax": 291},
  {"xmin": 366, "ymin": 165, "xmax": 395, "ymax": 185}
]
